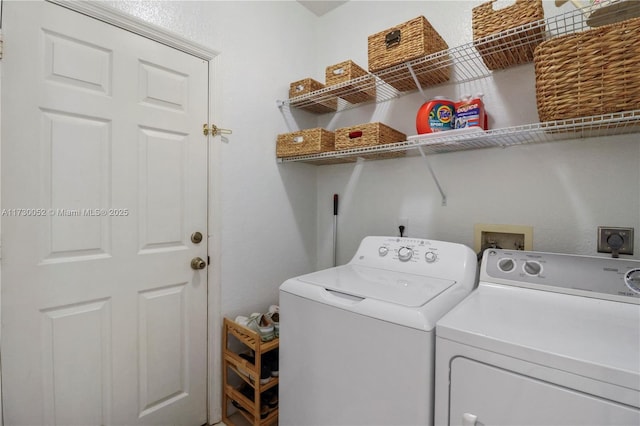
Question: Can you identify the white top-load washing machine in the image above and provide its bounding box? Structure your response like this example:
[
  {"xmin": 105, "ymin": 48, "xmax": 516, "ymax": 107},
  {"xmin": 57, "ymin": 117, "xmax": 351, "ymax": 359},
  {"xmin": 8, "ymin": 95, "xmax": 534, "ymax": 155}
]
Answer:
[
  {"xmin": 279, "ymin": 236, "xmax": 477, "ymax": 426},
  {"xmin": 435, "ymin": 249, "xmax": 640, "ymax": 426}
]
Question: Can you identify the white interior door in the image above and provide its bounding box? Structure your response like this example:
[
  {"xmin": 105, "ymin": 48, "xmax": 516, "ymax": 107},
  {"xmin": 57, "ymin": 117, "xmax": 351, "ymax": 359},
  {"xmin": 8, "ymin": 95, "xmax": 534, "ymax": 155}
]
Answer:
[{"xmin": 1, "ymin": 1, "xmax": 209, "ymax": 424}]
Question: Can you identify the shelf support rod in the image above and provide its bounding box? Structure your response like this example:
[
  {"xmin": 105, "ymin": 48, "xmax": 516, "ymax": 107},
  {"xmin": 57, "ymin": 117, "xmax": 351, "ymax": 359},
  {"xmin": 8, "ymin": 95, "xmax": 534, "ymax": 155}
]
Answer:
[
  {"xmin": 276, "ymin": 99, "xmax": 299, "ymax": 133},
  {"xmin": 407, "ymin": 63, "xmax": 427, "ymax": 99},
  {"xmin": 418, "ymin": 146, "xmax": 447, "ymax": 206}
]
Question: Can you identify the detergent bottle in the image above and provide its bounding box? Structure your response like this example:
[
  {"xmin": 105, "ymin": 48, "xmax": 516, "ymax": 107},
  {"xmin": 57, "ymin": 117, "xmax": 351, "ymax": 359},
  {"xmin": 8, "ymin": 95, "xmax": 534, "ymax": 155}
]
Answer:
[
  {"xmin": 416, "ymin": 96, "xmax": 455, "ymax": 134},
  {"xmin": 454, "ymin": 93, "xmax": 487, "ymax": 130}
]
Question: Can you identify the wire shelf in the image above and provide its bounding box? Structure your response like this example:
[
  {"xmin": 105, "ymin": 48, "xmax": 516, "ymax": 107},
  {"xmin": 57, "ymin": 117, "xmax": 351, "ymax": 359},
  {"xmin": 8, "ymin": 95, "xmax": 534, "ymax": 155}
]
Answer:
[
  {"xmin": 277, "ymin": 1, "xmax": 639, "ymax": 113},
  {"xmin": 276, "ymin": 110, "xmax": 640, "ymax": 165},
  {"xmin": 276, "ymin": 1, "xmax": 640, "ymax": 166}
]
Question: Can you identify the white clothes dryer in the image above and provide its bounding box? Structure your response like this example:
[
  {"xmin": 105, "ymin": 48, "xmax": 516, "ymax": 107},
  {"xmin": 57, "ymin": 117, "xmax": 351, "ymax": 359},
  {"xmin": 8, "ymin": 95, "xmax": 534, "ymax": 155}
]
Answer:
[
  {"xmin": 279, "ymin": 236, "xmax": 477, "ymax": 426},
  {"xmin": 435, "ymin": 249, "xmax": 640, "ymax": 426}
]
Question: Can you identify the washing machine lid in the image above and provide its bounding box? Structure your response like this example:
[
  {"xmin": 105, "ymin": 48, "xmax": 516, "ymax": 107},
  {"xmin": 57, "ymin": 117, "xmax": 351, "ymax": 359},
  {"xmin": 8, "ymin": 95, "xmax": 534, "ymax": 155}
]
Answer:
[{"xmin": 296, "ymin": 264, "xmax": 456, "ymax": 307}]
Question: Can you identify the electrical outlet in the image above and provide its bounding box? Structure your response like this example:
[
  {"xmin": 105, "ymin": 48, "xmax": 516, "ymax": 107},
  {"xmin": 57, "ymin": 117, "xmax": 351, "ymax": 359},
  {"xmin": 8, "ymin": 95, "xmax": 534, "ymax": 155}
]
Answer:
[
  {"xmin": 474, "ymin": 224, "xmax": 533, "ymax": 253},
  {"xmin": 597, "ymin": 227, "xmax": 634, "ymax": 256}
]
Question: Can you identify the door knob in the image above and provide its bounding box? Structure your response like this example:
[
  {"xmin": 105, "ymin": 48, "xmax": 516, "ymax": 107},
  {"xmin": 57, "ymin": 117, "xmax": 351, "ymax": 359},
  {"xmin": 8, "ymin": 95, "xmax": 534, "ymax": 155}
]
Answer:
[
  {"xmin": 191, "ymin": 257, "xmax": 206, "ymax": 270},
  {"xmin": 191, "ymin": 232, "xmax": 203, "ymax": 244}
]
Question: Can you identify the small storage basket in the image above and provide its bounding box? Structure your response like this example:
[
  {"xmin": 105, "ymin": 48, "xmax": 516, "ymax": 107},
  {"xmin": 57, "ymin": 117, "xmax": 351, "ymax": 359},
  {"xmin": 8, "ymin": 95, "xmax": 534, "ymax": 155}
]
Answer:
[
  {"xmin": 368, "ymin": 16, "xmax": 450, "ymax": 92},
  {"xmin": 325, "ymin": 60, "xmax": 376, "ymax": 104},
  {"xmin": 288, "ymin": 78, "xmax": 338, "ymax": 113},
  {"xmin": 473, "ymin": 0, "xmax": 545, "ymax": 70},
  {"xmin": 534, "ymin": 17, "xmax": 640, "ymax": 122},
  {"xmin": 335, "ymin": 122, "xmax": 406, "ymax": 160},
  {"xmin": 276, "ymin": 128, "xmax": 335, "ymax": 158}
]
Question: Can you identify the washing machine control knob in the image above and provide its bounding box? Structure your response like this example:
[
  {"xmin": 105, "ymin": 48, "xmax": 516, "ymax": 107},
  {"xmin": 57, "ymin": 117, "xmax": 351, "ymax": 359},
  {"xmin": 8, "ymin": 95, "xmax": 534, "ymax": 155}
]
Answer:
[
  {"xmin": 397, "ymin": 247, "xmax": 413, "ymax": 262},
  {"xmin": 523, "ymin": 260, "xmax": 542, "ymax": 276},
  {"xmin": 378, "ymin": 246, "xmax": 389, "ymax": 257},
  {"xmin": 624, "ymin": 268, "xmax": 640, "ymax": 294},
  {"xmin": 424, "ymin": 251, "xmax": 437, "ymax": 263}
]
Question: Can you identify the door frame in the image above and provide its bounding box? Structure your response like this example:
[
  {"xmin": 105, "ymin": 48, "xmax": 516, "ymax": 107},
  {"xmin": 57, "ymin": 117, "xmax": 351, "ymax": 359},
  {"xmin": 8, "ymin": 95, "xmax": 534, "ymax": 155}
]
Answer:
[{"xmin": 1, "ymin": 0, "xmax": 224, "ymax": 423}]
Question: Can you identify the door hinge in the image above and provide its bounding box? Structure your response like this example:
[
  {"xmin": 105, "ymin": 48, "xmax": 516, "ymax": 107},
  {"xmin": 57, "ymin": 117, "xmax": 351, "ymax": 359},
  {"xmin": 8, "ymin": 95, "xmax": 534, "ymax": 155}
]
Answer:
[{"xmin": 203, "ymin": 123, "xmax": 232, "ymax": 137}]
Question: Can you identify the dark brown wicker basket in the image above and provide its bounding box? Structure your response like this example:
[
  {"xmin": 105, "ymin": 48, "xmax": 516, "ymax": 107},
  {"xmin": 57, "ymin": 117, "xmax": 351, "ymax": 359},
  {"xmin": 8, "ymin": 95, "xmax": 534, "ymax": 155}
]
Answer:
[
  {"xmin": 368, "ymin": 16, "xmax": 450, "ymax": 92},
  {"xmin": 325, "ymin": 60, "xmax": 376, "ymax": 104},
  {"xmin": 276, "ymin": 128, "xmax": 335, "ymax": 158},
  {"xmin": 473, "ymin": 0, "xmax": 545, "ymax": 70},
  {"xmin": 534, "ymin": 17, "xmax": 640, "ymax": 122}
]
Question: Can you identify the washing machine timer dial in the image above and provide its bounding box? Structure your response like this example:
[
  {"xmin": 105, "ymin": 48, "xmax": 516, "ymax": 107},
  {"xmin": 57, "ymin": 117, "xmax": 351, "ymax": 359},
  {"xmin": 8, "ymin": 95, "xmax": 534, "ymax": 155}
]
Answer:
[
  {"xmin": 397, "ymin": 247, "xmax": 413, "ymax": 262},
  {"xmin": 625, "ymin": 268, "xmax": 640, "ymax": 294}
]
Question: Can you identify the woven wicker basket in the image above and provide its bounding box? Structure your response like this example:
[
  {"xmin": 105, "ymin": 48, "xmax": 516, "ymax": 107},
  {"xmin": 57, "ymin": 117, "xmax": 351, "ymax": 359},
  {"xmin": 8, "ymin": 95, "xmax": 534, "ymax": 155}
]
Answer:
[
  {"xmin": 335, "ymin": 122, "xmax": 406, "ymax": 159},
  {"xmin": 289, "ymin": 78, "xmax": 338, "ymax": 113},
  {"xmin": 534, "ymin": 17, "xmax": 640, "ymax": 122},
  {"xmin": 276, "ymin": 128, "xmax": 335, "ymax": 158},
  {"xmin": 326, "ymin": 60, "xmax": 376, "ymax": 104},
  {"xmin": 473, "ymin": 0, "xmax": 544, "ymax": 70},
  {"xmin": 368, "ymin": 16, "xmax": 450, "ymax": 92}
]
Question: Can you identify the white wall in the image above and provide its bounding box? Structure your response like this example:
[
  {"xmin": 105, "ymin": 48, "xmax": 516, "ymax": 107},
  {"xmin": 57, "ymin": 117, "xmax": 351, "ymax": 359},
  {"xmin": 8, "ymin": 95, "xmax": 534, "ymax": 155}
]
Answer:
[
  {"xmin": 100, "ymin": 0, "xmax": 640, "ymax": 303},
  {"xmin": 101, "ymin": 0, "xmax": 321, "ymax": 318},
  {"xmin": 311, "ymin": 0, "xmax": 640, "ymax": 267},
  {"xmin": 85, "ymin": 0, "xmax": 640, "ymax": 303}
]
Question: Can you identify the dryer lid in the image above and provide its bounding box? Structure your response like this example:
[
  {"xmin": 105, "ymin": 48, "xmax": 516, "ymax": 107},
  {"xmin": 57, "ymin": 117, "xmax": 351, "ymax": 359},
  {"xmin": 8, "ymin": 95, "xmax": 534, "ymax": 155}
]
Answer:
[{"xmin": 297, "ymin": 264, "xmax": 455, "ymax": 307}]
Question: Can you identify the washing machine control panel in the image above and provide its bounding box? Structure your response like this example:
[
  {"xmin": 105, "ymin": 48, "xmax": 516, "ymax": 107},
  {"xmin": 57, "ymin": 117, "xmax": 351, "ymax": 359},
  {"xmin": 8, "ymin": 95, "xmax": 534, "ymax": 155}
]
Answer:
[
  {"xmin": 374, "ymin": 238, "xmax": 441, "ymax": 265},
  {"xmin": 483, "ymin": 249, "xmax": 640, "ymax": 303},
  {"xmin": 350, "ymin": 236, "xmax": 477, "ymax": 282}
]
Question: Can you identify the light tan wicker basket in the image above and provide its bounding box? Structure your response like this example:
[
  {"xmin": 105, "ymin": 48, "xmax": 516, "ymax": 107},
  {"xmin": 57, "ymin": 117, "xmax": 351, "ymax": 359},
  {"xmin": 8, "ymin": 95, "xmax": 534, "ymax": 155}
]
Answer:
[
  {"xmin": 534, "ymin": 17, "xmax": 640, "ymax": 122},
  {"xmin": 325, "ymin": 60, "xmax": 376, "ymax": 104},
  {"xmin": 288, "ymin": 78, "xmax": 338, "ymax": 113},
  {"xmin": 335, "ymin": 122, "xmax": 406, "ymax": 159},
  {"xmin": 276, "ymin": 128, "xmax": 335, "ymax": 158},
  {"xmin": 368, "ymin": 16, "xmax": 450, "ymax": 92},
  {"xmin": 473, "ymin": 0, "xmax": 544, "ymax": 70}
]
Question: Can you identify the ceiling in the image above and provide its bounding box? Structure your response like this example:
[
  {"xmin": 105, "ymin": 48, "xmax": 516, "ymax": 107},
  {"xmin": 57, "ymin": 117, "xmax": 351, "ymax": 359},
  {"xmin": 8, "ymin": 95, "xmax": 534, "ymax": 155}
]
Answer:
[{"xmin": 297, "ymin": 1, "xmax": 348, "ymax": 16}]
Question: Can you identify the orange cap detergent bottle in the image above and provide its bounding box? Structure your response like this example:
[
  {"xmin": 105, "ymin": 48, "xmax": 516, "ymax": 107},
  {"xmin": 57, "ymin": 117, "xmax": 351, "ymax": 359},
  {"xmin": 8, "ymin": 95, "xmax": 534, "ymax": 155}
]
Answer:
[{"xmin": 416, "ymin": 96, "xmax": 455, "ymax": 134}]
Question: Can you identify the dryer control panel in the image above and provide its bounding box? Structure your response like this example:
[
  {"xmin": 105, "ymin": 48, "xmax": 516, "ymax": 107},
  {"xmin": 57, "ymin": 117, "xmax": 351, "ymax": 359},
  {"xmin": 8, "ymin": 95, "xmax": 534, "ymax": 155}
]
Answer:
[{"xmin": 482, "ymin": 249, "xmax": 640, "ymax": 303}]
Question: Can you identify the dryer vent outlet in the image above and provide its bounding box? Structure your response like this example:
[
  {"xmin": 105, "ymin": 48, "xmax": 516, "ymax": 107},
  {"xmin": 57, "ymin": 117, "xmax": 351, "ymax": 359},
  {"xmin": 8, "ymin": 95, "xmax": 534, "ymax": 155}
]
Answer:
[
  {"xmin": 597, "ymin": 226, "xmax": 634, "ymax": 257},
  {"xmin": 474, "ymin": 224, "xmax": 533, "ymax": 254}
]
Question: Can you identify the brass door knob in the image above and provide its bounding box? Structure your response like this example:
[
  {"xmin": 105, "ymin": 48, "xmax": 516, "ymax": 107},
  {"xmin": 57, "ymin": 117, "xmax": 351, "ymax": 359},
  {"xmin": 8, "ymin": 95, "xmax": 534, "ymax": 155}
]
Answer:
[{"xmin": 191, "ymin": 257, "xmax": 206, "ymax": 270}]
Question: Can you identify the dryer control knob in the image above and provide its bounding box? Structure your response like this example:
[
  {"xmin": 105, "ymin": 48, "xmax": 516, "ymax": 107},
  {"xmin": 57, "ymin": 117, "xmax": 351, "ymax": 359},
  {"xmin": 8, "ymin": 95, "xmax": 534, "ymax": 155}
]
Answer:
[
  {"xmin": 498, "ymin": 258, "xmax": 516, "ymax": 272},
  {"xmin": 398, "ymin": 247, "xmax": 413, "ymax": 262},
  {"xmin": 425, "ymin": 251, "xmax": 437, "ymax": 263},
  {"xmin": 624, "ymin": 268, "xmax": 640, "ymax": 294},
  {"xmin": 378, "ymin": 246, "xmax": 389, "ymax": 257},
  {"xmin": 523, "ymin": 260, "xmax": 542, "ymax": 276}
]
